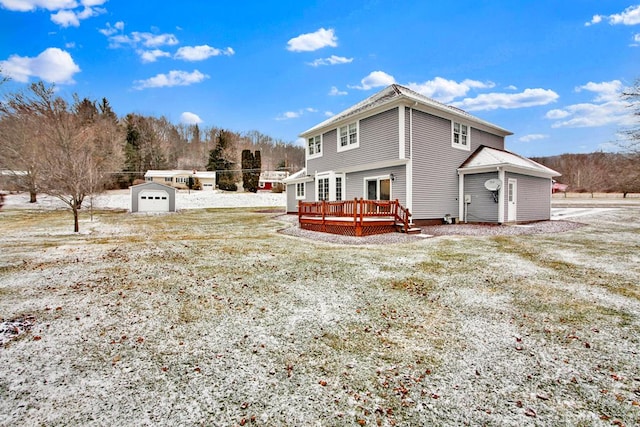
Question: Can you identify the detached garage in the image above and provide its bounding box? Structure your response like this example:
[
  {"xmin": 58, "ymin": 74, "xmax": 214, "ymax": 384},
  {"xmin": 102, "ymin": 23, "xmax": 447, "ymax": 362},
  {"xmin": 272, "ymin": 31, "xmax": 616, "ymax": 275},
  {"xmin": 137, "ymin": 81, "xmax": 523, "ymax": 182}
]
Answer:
[{"xmin": 130, "ymin": 182, "xmax": 176, "ymax": 213}]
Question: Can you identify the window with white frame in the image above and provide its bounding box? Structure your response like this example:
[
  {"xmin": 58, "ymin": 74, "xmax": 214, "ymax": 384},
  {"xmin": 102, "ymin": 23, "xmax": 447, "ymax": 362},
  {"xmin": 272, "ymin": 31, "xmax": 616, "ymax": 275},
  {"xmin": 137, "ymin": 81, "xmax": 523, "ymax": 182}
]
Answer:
[
  {"xmin": 335, "ymin": 176, "xmax": 343, "ymax": 201},
  {"xmin": 307, "ymin": 135, "xmax": 322, "ymax": 157},
  {"xmin": 338, "ymin": 122, "xmax": 358, "ymax": 151},
  {"xmin": 295, "ymin": 182, "xmax": 305, "ymax": 199},
  {"xmin": 317, "ymin": 177, "xmax": 329, "ymax": 201},
  {"xmin": 452, "ymin": 121, "xmax": 470, "ymax": 150}
]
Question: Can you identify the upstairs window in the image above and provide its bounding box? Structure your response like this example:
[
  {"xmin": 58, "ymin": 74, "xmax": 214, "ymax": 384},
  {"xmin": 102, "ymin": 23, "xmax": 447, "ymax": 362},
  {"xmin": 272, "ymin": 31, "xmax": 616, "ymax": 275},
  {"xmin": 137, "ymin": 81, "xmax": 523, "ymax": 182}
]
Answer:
[
  {"xmin": 452, "ymin": 121, "xmax": 470, "ymax": 150},
  {"xmin": 308, "ymin": 135, "xmax": 322, "ymax": 158},
  {"xmin": 338, "ymin": 122, "xmax": 359, "ymax": 151}
]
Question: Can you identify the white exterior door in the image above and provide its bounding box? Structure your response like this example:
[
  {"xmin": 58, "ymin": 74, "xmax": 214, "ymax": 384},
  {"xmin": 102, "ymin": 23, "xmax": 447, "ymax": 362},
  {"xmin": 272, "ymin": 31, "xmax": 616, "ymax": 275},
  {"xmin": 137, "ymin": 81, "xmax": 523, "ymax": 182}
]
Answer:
[
  {"xmin": 507, "ymin": 178, "xmax": 517, "ymax": 222},
  {"xmin": 139, "ymin": 190, "xmax": 170, "ymax": 212}
]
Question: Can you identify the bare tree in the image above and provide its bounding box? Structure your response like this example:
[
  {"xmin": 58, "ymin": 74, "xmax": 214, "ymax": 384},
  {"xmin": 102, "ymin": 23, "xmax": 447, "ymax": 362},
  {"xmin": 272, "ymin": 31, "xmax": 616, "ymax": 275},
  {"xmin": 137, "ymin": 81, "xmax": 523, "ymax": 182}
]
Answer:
[
  {"xmin": 621, "ymin": 78, "xmax": 640, "ymax": 153},
  {"xmin": 1, "ymin": 82, "xmax": 123, "ymax": 232}
]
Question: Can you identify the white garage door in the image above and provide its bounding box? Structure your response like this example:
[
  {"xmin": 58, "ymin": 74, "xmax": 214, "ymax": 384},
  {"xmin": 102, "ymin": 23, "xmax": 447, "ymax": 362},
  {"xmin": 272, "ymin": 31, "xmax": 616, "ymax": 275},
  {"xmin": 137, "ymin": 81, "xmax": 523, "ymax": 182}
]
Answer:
[{"xmin": 138, "ymin": 190, "xmax": 170, "ymax": 212}]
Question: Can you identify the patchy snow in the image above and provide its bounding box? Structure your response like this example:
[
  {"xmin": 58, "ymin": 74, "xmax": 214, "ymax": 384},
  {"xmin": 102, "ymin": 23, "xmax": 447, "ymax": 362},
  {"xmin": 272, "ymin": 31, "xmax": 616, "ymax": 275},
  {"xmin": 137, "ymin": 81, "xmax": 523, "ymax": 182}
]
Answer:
[
  {"xmin": 2, "ymin": 189, "xmax": 286, "ymax": 211},
  {"xmin": 1, "ymin": 196, "xmax": 639, "ymax": 425}
]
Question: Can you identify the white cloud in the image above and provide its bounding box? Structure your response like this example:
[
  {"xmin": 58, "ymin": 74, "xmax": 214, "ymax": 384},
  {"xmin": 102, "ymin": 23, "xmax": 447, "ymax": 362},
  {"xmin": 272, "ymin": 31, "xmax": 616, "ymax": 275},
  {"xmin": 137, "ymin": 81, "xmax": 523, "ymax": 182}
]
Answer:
[
  {"xmin": 133, "ymin": 69, "xmax": 209, "ymax": 90},
  {"xmin": 175, "ymin": 45, "xmax": 234, "ymax": 61},
  {"xmin": 275, "ymin": 107, "xmax": 319, "ymax": 121},
  {"xmin": 586, "ymin": 5, "xmax": 640, "ymax": 26},
  {"xmin": 576, "ymin": 80, "xmax": 622, "ymax": 102},
  {"xmin": 407, "ymin": 77, "xmax": 495, "ymax": 103},
  {"xmin": 276, "ymin": 111, "xmax": 301, "ymax": 121},
  {"xmin": 0, "ymin": 0, "xmax": 107, "ymax": 26},
  {"xmin": 518, "ymin": 134, "xmax": 549, "ymax": 143},
  {"xmin": 329, "ymin": 86, "xmax": 347, "ymax": 96},
  {"xmin": 287, "ymin": 28, "xmax": 337, "ymax": 52},
  {"xmin": 545, "ymin": 80, "xmax": 633, "ymax": 128},
  {"xmin": 585, "ymin": 15, "xmax": 603, "ymax": 26},
  {"xmin": 180, "ymin": 112, "xmax": 202, "ymax": 125},
  {"xmin": 452, "ymin": 88, "xmax": 559, "ymax": 111},
  {"xmin": 349, "ymin": 71, "xmax": 396, "ymax": 90},
  {"xmin": 99, "ymin": 21, "xmax": 124, "ymax": 36},
  {"xmin": 307, "ymin": 55, "xmax": 353, "ymax": 67},
  {"xmin": 0, "ymin": 47, "xmax": 80, "ymax": 84},
  {"xmin": 50, "ymin": 9, "xmax": 79, "ymax": 26},
  {"xmin": 108, "ymin": 31, "xmax": 179, "ymax": 48},
  {"xmin": 138, "ymin": 49, "xmax": 171, "ymax": 63},
  {"xmin": 0, "ymin": 0, "xmax": 77, "ymax": 11},
  {"xmin": 324, "ymin": 111, "xmax": 334, "ymax": 117}
]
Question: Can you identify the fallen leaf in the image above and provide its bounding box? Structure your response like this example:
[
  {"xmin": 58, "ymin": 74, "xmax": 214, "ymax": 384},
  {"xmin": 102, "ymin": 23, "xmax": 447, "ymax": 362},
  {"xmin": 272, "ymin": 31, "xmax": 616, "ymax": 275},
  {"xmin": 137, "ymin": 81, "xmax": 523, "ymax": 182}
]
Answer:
[
  {"xmin": 112, "ymin": 355, "xmax": 120, "ymax": 364},
  {"xmin": 33, "ymin": 336, "xmax": 41, "ymax": 341},
  {"xmin": 524, "ymin": 407, "xmax": 536, "ymax": 417},
  {"xmin": 319, "ymin": 380, "xmax": 327, "ymax": 386}
]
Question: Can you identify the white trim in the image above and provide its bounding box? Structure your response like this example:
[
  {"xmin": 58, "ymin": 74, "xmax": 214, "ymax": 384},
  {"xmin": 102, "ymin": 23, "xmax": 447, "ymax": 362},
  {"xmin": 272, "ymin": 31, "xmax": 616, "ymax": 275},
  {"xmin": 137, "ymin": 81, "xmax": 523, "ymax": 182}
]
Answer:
[
  {"xmin": 295, "ymin": 182, "xmax": 306, "ymax": 200},
  {"xmin": 507, "ymin": 178, "xmax": 517, "ymax": 222},
  {"xmin": 498, "ymin": 168, "xmax": 506, "ymax": 223},
  {"xmin": 307, "ymin": 135, "xmax": 323, "ymax": 160},
  {"xmin": 406, "ymin": 108, "xmax": 413, "ymax": 214},
  {"xmin": 451, "ymin": 121, "xmax": 471, "ymax": 151},
  {"xmin": 458, "ymin": 173, "xmax": 465, "ymax": 223},
  {"xmin": 336, "ymin": 121, "xmax": 359, "ymax": 153},
  {"xmin": 458, "ymin": 163, "xmax": 557, "ymax": 179},
  {"xmin": 399, "ymin": 106, "xmax": 405, "ymax": 159},
  {"xmin": 363, "ymin": 174, "xmax": 393, "ymax": 200}
]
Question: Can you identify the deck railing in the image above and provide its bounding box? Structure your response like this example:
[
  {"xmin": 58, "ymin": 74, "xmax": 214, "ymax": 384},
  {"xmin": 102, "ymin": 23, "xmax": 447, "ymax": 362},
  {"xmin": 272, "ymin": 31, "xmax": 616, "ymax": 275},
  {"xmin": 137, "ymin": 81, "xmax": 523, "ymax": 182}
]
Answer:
[{"xmin": 298, "ymin": 198, "xmax": 411, "ymax": 233}]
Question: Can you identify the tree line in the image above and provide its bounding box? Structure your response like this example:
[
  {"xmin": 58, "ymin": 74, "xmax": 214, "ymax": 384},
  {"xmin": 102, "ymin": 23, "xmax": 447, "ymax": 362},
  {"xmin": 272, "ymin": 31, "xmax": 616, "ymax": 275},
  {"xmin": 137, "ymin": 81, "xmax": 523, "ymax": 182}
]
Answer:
[
  {"xmin": 0, "ymin": 82, "xmax": 305, "ymax": 231},
  {"xmin": 533, "ymin": 78, "xmax": 640, "ymax": 196},
  {"xmin": 531, "ymin": 152, "xmax": 640, "ymax": 195}
]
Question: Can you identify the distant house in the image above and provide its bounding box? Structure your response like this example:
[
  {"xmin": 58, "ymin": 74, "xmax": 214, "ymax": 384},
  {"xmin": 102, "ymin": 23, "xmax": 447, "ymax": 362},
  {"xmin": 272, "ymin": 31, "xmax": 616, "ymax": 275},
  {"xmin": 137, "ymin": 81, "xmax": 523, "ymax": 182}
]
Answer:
[
  {"xmin": 258, "ymin": 171, "xmax": 289, "ymax": 191},
  {"xmin": 130, "ymin": 182, "xmax": 176, "ymax": 213},
  {"xmin": 285, "ymin": 84, "xmax": 559, "ymax": 227},
  {"xmin": 144, "ymin": 170, "xmax": 216, "ymax": 190}
]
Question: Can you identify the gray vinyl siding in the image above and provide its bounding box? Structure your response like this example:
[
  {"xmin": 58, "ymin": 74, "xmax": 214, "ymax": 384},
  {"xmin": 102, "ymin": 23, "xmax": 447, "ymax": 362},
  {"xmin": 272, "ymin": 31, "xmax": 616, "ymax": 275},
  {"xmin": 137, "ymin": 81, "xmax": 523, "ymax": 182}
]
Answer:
[
  {"xmin": 463, "ymin": 172, "xmax": 500, "ymax": 223},
  {"xmin": 306, "ymin": 108, "xmax": 399, "ymax": 174},
  {"xmin": 285, "ymin": 181, "xmax": 315, "ymax": 213},
  {"xmin": 506, "ymin": 173, "xmax": 552, "ymax": 222},
  {"xmin": 286, "ymin": 184, "xmax": 297, "ymax": 212},
  {"xmin": 411, "ymin": 109, "xmax": 505, "ymax": 220},
  {"xmin": 344, "ymin": 165, "xmax": 407, "ymax": 206}
]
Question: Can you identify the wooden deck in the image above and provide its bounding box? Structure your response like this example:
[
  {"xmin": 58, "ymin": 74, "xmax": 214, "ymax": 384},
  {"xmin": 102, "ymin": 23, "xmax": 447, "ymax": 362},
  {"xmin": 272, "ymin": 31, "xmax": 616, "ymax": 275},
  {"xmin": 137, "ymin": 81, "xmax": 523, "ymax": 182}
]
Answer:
[{"xmin": 298, "ymin": 199, "xmax": 416, "ymax": 236}]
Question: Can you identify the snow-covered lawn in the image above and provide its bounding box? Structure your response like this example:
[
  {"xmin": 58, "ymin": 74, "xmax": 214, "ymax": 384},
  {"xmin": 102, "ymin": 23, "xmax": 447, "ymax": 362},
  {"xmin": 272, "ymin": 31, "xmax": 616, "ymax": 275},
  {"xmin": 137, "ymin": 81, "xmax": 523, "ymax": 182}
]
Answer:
[{"xmin": 0, "ymin": 195, "xmax": 639, "ymax": 426}]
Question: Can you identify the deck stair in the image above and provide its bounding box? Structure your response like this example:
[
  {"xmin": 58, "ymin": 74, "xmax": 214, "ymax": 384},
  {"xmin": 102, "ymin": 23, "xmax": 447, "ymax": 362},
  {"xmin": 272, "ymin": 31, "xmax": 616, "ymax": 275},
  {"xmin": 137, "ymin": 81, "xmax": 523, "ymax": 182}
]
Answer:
[{"xmin": 298, "ymin": 199, "xmax": 417, "ymax": 237}]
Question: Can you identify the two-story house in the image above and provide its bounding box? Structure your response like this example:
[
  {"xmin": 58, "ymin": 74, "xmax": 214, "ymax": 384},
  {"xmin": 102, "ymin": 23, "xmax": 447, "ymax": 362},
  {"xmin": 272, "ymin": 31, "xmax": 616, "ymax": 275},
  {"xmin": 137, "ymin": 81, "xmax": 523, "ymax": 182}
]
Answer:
[{"xmin": 285, "ymin": 84, "xmax": 558, "ymax": 226}]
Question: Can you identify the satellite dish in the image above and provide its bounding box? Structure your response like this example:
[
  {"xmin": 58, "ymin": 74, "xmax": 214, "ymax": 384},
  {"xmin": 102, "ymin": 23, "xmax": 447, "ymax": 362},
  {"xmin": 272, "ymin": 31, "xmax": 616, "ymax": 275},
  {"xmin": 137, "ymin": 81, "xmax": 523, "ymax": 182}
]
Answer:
[{"xmin": 484, "ymin": 179, "xmax": 502, "ymax": 192}]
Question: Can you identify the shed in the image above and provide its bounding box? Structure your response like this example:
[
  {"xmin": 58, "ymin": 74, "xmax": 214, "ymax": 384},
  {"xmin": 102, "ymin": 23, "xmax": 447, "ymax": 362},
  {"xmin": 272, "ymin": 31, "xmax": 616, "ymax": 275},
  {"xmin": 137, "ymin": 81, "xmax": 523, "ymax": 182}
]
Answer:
[{"xmin": 130, "ymin": 182, "xmax": 177, "ymax": 213}]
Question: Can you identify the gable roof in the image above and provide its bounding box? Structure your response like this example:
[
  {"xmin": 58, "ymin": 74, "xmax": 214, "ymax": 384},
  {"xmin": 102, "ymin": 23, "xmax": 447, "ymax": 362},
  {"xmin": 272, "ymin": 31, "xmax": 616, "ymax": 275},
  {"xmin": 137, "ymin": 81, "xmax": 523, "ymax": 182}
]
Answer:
[
  {"xmin": 301, "ymin": 84, "xmax": 512, "ymax": 138},
  {"xmin": 459, "ymin": 145, "xmax": 560, "ymax": 178}
]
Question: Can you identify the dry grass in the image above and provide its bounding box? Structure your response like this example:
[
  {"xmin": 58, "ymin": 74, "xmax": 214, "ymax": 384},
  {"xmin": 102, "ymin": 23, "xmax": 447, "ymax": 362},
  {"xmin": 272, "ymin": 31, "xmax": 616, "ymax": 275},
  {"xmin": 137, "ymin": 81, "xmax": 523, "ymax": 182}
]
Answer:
[{"xmin": 0, "ymin": 205, "xmax": 639, "ymax": 426}]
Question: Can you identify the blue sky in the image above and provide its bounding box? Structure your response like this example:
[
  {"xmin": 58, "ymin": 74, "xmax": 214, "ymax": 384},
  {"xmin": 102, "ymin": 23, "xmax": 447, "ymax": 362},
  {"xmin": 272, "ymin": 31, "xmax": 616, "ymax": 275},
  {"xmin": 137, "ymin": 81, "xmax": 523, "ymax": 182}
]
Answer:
[{"xmin": 1, "ymin": 0, "xmax": 638, "ymax": 157}]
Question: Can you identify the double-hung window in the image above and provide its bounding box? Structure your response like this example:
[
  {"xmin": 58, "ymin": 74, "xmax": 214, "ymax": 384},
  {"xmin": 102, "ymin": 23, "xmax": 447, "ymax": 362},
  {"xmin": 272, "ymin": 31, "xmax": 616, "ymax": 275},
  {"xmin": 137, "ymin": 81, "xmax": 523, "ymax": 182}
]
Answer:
[
  {"xmin": 338, "ymin": 122, "xmax": 359, "ymax": 151},
  {"xmin": 452, "ymin": 121, "xmax": 470, "ymax": 150},
  {"xmin": 308, "ymin": 135, "xmax": 322, "ymax": 158}
]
